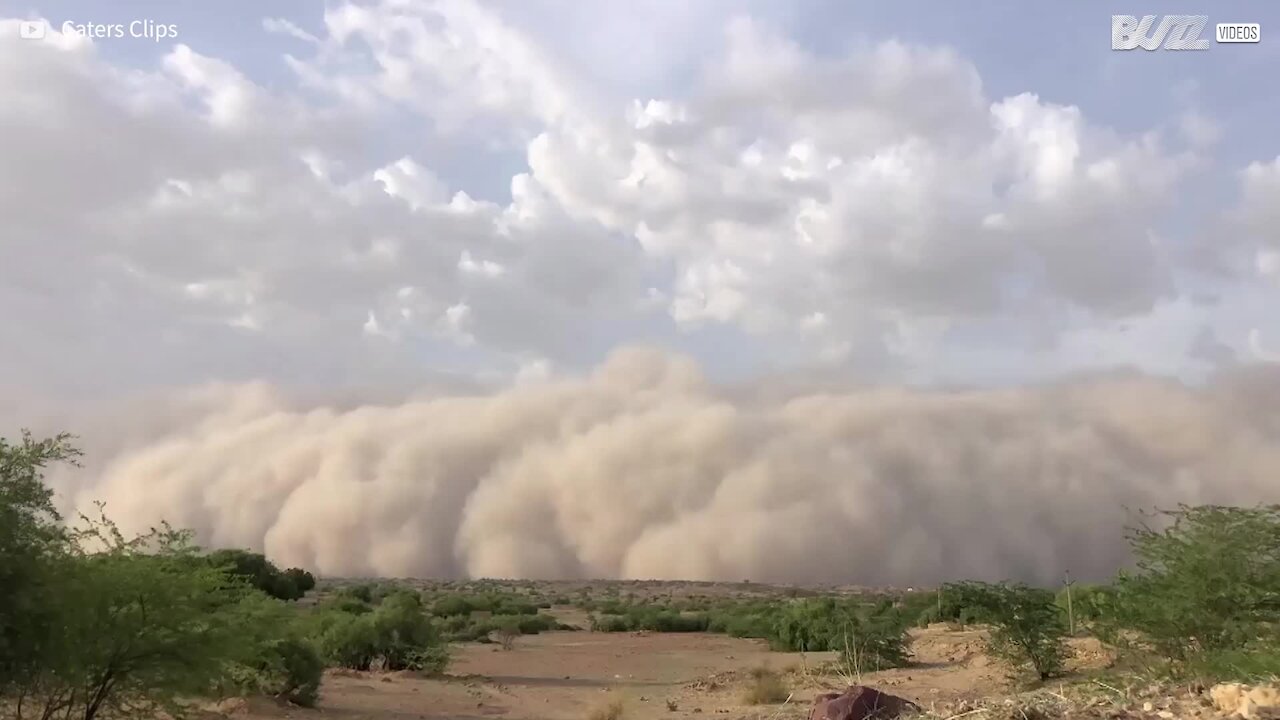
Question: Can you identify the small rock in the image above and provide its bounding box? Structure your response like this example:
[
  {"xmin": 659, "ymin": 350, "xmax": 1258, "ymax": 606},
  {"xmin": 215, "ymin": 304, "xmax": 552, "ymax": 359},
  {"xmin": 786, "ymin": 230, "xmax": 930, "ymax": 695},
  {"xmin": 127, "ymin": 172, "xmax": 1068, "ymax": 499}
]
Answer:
[
  {"xmin": 1158, "ymin": 711, "xmax": 1175, "ymax": 719},
  {"xmin": 1143, "ymin": 702, "xmax": 1155, "ymax": 712}
]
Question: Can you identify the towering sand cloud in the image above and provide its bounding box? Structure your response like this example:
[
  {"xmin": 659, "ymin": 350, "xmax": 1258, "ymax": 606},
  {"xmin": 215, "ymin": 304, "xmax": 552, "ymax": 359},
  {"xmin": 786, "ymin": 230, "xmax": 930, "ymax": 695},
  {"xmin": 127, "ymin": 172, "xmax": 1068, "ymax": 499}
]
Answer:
[{"xmin": 36, "ymin": 348, "xmax": 1280, "ymax": 586}]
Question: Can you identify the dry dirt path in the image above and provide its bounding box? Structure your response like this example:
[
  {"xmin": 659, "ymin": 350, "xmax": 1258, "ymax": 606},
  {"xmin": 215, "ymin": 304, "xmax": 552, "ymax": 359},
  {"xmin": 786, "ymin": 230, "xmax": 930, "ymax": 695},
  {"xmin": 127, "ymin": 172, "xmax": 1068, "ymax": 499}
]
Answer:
[{"xmin": 231, "ymin": 626, "xmax": 1108, "ymax": 720}]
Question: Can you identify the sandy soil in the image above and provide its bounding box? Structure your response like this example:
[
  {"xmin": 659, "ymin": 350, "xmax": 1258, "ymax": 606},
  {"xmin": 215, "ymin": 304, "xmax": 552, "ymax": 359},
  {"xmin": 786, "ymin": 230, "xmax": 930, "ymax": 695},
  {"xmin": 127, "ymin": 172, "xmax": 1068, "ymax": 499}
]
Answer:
[{"xmin": 225, "ymin": 625, "xmax": 1113, "ymax": 720}]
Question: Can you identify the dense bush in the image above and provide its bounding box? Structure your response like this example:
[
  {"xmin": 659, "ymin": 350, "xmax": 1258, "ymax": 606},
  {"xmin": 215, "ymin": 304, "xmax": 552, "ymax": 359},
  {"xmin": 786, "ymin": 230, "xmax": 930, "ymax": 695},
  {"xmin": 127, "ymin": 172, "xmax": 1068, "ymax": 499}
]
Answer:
[
  {"xmin": 585, "ymin": 596, "xmax": 910, "ymax": 671},
  {"xmin": 593, "ymin": 607, "xmax": 712, "ymax": 634},
  {"xmin": 6, "ymin": 514, "xmax": 283, "ymax": 718},
  {"xmin": 1094, "ymin": 505, "xmax": 1280, "ymax": 681},
  {"xmin": 372, "ymin": 591, "xmax": 443, "ymax": 670},
  {"xmin": 424, "ymin": 591, "xmax": 543, "ymax": 618},
  {"xmin": 207, "ymin": 548, "xmax": 316, "ymax": 601},
  {"xmin": 0, "ymin": 432, "xmax": 80, "ymax": 696},
  {"xmin": 834, "ymin": 601, "xmax": 912, "ymax": 673},
  {"xmin": 706, "ymin": 607, "xmax": 778, "ymax": 641},
  {"xmin": 313, "ymin": 590, "xmax": 450, "ymax": 672},
  {"xmin": 1, "ymin": 432, "xmax": 332, "ymax": 719},
  {"xmin": 1054, "ymin": 583, "xmax": 1112, "ymax": 632},
  {"xmin": 942, "ymin": 581, "xmax": 1068, "ymax": 681},
  {"xmin": 435, "ymin": 610, "xmax": 565, "ymax": 642},
  {"xmin": 231, "ymin": 635, "xmax": 325, "ymax": 707},
  {"xmin": 316, "ymin": 612, "xmax": 380, "ymax": 670}
]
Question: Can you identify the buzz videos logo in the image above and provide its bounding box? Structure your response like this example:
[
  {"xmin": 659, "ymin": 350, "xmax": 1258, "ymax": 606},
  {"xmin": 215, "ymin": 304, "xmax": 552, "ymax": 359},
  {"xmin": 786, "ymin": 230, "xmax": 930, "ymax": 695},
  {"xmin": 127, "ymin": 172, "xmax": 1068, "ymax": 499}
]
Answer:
[{"xmin": 1112, "ymin": 15, "xmax": 1261, "ymax": 50}]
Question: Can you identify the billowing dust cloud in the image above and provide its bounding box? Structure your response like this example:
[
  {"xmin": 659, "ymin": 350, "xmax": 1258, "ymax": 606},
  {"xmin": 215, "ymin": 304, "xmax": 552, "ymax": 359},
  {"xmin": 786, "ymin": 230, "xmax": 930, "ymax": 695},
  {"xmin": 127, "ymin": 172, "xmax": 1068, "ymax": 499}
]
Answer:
[{"xmin": 32, "ymin": 348, "xmax": 1280, "ymax": 586}]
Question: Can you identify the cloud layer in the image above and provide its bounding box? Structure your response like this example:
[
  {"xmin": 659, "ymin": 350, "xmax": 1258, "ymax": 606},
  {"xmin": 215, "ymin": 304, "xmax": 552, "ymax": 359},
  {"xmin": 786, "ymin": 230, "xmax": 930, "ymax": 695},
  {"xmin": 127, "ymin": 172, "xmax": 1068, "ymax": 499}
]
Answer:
[
  {"xmin": 44, "ymin": 348, "xmax": 1280, "ymax": 585},
  {"xmin": 3, "ymin": 2, "xmax": 1278, "ymax": 399}
]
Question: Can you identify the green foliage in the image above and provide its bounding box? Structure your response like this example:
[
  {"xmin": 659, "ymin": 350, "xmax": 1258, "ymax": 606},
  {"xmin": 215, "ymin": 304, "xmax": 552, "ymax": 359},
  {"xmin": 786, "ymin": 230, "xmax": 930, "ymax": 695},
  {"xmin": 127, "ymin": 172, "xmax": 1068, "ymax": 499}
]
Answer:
[
  {"xmin": 424, "ymin": 591, "xmax": 539, "ymax": 617},
  {"xmin": 592, "ymin": 607, "xmax": 711, "ymax": 634},
  {"xmin": 584, "ymin": 596, "xmax": 910, "ymax": 671},
  {"xmin": 431, "ymin": 593, "xmax": 475, "ymax": 617},
  {"xmin": 227, "ymin": 602, "xmax": 325, "ymax": 707},
  {"xmin": 773, "ymin": 599, "xmax": 846, "ymax": 652},
  {"xmin": 1187, "ymin": 644, "xmax": 1280, "ymax": 683},
  {"xmin": 11, "ymin": 508, "xmax": 267, "ymax": 720},
  {"xmin": 942, "ymin": 581, "xmax": 1067, "ymax": 681},
  {"xmin": 706, "ymin": 607, "xmax": 778, "ymax": 641},
  {"xmin": 933, "ymin": 582, "xmax": 1001, "ymax": 626},
  {"xmin": 434, "ymin": 610, "xmax": 563, "ymax": 643},
  {"xmin": 313, "ymin": 590, "xmax": 449, "ymax": 672},
  {"xmin": 316, "ymin": 612, "xmax": 380, "ymax": 671},
  {"xmin": 265, "ymin": 639, "xmax": 324, "ymax": 706},
  {"xmin": 207, "ymin": 548, "xmax": 314, "ymax": 601},
  {"xmin": 1054, "ymin": 583, "xmax": 1112, "ymax": 632},
  {"xmin": 495, "ymin": 619, "xmax": 521, "ymax": 649},
  {"xmin": 286, "ymin": 567, "xmax": 317, "ymax": 593},
  {"xmin": 327, "ymin": 595, "xmax": 375, "ymax": 615},
  {"xmin": 372, "ymin": 591, "xmax": 444, "ymax": 671},
  {"xmin": 1094, "ymin": 505, "xmax": 1280, "ymax": 681},
  {"xmin": 834, "ymin": 601, "xmax": 912, "ymax": 673},
  {"xmin": 0, "ymin": 431, "xmax": 80, "ymax": 697},
  {"xmin": 1, "ymin": 431, "xmax": 328, "ymax": 718}
]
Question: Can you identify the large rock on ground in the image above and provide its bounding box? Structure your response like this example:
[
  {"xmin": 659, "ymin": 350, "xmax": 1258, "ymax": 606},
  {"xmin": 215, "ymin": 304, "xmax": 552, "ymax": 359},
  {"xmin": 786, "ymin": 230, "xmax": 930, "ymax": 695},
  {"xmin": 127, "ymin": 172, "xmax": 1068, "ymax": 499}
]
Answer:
[
  {"xmin": 809, "ymin": 686, "xmax": 920, "ymax": 720},
  {"xmin": 1211, "ymin": 683, "xmax": 1280, "ymax": 719}
]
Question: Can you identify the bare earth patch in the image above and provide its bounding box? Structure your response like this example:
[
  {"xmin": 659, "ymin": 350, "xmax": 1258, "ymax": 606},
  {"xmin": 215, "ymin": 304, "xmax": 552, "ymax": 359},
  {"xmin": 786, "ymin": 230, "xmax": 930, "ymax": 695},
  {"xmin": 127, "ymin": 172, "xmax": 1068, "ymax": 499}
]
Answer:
[{"xmin": 228, "ymin": 624, "xmax": 1121, "ymax": 720}]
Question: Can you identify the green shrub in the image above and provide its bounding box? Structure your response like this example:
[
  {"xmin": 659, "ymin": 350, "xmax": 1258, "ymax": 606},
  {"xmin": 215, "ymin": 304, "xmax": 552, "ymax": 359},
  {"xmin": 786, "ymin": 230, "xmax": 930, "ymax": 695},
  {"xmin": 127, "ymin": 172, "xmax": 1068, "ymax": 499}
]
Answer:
[
  {"xmin": 495, "ymin": 619, "xmax": 521, "ymax": 649},
  {"xmin": 835, "ymin": 603, "xmax": 912, "ymax": 673},
  {"xmin": 285, "ymin": 567, "xmax": 317, "ymax": 594},
  {"xmin": 313, "ymin": 594, "xmax": 449, "ymax": 673},
  {"xmin": 371, "ymin": 591, "xmax": 444, "ymax": 671},
  {"xmin": 0, "ymin": 432, "xmax": 328, "ymax": 720},
  {"xmin": 943, "ymin": 581, "xmax": 1067, "ymax": 681},
  {"xmin": 342, "ymin": 583, "xmax": 375, "ymax": 603},
  {"xmin": 242, "ymin": 637, "xmax": 324, "ymax": 707},
  {"xmin": 773, "ymin": 598, "xmax": 849, "ymax": 652},
  {"xmin": 403, "ymin": 644, "xmax": 450, "ymax": 674},
  {"xmin": 327, "ymin": 596, "xmax": 374, "ymax": 615},
  {"xmin": 703, "ymin": 601, "xmax": 779, "ymax": 641},
  {"xmin": 207, "ymin": 549, "xmax": 315, "ymax": 601},
  {"xmin": 516, "ymin": 614, "xmax": 558, "ymax": 634},
  {"xmin": 317, "ymin": 612, "xmax": 379, "ymax": 671},
  {"xmin": 1094, "ymin": 505, "xmax": 1280, "ymax": 681},
  {"xmin": 431, "ymin": 594, "xmax": 475, "ymax": 617},
  {"xmin": 0, "ymin": 431, "xmax": 80, "ymax": 697},
  {"xmin": 8, "ymin": 510, "xmax": 277, "ymax": 720},
  {"xmin": 1189, "ymin": 643, "xmax": 1280, "ymax": 683}
]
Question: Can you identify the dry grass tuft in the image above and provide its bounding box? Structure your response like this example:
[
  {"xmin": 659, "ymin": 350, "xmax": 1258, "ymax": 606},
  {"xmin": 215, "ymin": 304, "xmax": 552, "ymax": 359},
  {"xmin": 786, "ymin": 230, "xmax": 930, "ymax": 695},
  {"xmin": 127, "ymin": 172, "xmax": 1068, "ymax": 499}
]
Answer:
[
  {"xmin": 743, "ymin": 666, "xmax": 791, "ymax": 705},
  {"xmin": 587, "ymin": 698, "xmax": 625, "ymax": 720}
]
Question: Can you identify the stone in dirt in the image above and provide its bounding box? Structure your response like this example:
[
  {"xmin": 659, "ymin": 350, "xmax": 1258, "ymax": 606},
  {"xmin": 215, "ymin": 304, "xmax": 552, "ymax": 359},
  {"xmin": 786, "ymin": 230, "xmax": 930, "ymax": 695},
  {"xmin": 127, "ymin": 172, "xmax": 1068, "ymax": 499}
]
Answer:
[
  {"xmin": 1210, "ymin": 683, "xmax": 1280, "ymax": 720},
  {"xmin": 809, "ymin": 685, "xmax": 921, "ymax": 720}
]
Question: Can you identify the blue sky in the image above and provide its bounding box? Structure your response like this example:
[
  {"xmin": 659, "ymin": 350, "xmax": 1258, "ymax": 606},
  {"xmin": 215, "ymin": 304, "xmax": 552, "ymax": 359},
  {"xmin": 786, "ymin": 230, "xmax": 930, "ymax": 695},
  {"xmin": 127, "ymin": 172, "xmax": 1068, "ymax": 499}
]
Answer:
[{"xmin": 1, "ymin": 0, "xmax": 1278, "ymax": 401}]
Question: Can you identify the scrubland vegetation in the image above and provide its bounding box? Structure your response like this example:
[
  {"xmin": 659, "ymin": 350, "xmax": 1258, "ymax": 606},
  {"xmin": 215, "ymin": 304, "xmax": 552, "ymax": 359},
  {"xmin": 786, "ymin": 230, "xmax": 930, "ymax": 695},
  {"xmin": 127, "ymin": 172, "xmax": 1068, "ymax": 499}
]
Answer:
[{"xmin": 2, "ymin": 431, "xmax": 1277, "ymax": 718}]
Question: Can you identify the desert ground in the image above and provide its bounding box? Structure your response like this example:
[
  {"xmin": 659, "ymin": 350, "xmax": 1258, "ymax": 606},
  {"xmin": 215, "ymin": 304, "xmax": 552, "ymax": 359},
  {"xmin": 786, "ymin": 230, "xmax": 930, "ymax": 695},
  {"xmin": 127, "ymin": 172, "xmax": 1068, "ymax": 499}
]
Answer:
[{"xmin": 218, "ymin": 582, "xmax": 1115, "ymax": 720}]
